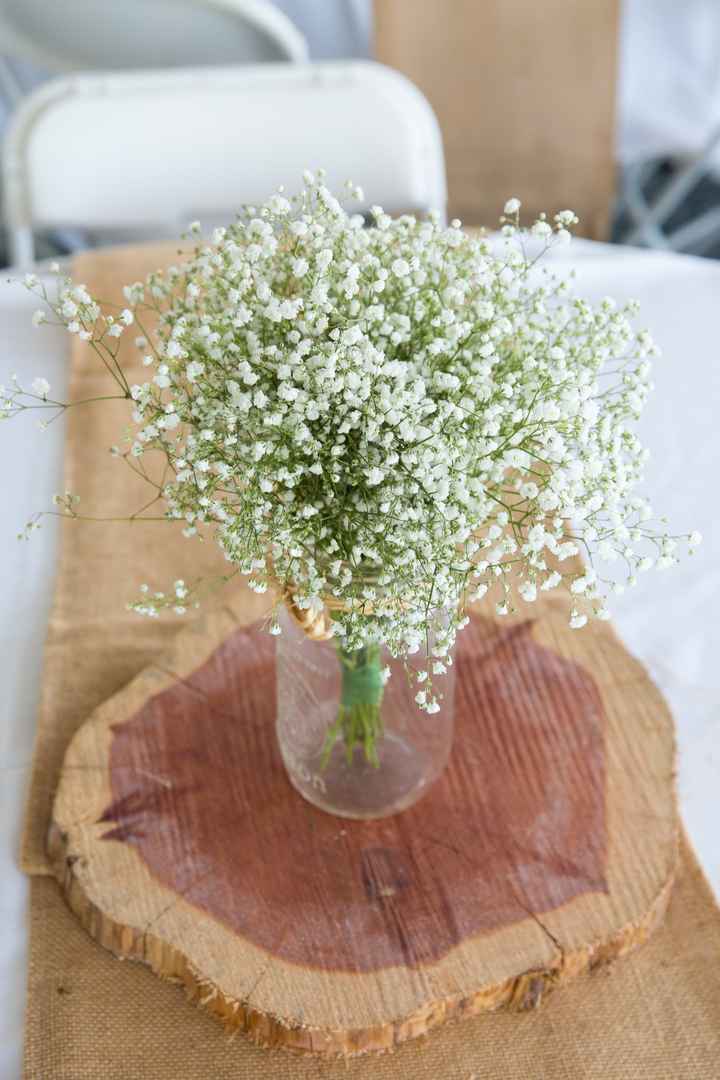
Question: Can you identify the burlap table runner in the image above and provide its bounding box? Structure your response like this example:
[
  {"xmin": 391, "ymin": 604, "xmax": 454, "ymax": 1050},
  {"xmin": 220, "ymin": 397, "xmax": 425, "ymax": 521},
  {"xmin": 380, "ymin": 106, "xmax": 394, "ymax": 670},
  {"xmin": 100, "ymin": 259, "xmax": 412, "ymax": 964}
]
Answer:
[
  {"xmin": 375, "ymin": 0, "xmax": 619, "ymax": 238},
  {"xmin": 21, "ymin": 246, "xmax": 720, "ymax": 1077}
]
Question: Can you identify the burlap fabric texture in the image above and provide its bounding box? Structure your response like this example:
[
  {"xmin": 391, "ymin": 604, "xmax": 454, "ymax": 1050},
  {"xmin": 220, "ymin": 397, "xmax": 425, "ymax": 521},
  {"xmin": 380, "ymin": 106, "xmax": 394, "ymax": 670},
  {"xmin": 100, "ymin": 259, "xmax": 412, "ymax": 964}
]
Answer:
[{"xmin": 374, "ymin": 0, "xmax": 620, "ymax": 237}]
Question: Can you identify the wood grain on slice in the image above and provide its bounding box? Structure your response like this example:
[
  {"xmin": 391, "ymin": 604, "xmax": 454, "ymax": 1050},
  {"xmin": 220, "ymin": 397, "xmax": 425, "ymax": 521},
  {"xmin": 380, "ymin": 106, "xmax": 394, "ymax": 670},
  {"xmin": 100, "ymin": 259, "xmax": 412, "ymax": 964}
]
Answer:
[{"xmin": 49, "ymin": 588, "xmax": 677, "ymax": 1056}]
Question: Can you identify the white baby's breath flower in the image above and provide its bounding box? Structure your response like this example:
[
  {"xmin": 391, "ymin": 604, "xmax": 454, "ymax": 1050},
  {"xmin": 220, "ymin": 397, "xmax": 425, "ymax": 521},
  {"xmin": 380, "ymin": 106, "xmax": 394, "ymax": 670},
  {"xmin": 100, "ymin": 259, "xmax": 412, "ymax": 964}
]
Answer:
[
  {"xmin": 531, "ymin": 220, "xmax": 552, "ymax": 239},
  {"xmin": 31, "ymin": 377, "xmax": 50, "ymax": 397},
  {"xmin": 519, "ymin": 580, "xmax": 537, "ymax": 602},
  {"xmin": 10, "ymin": 172, "xmax": 693, "ymax": 711},
  {"xmin": 268, "ymin": 194, "xmax": 291, "ymax": 215}
]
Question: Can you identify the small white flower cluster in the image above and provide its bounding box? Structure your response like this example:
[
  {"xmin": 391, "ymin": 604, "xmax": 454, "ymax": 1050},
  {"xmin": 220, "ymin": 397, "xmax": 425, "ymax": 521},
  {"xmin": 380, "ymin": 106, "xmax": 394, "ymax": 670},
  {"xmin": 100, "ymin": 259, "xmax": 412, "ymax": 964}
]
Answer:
[
  {"xmin": 16, "ymin": 174, "xmax": 699, "ymax": 714},
  {"xmin": 0, "ymin": 372, "xmax": 52, "ymax": 420},
  {"xmin": 129, "ymin": 578, "xmax": 194, "ymax": 618}
]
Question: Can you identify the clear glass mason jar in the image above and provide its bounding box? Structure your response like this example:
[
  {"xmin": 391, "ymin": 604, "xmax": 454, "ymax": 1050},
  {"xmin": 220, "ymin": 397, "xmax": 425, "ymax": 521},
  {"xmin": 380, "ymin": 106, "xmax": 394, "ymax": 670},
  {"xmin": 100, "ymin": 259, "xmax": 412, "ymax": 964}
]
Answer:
[{"xmin": 275, "ymin": 602, "xmax": 456, "ymax": 819}]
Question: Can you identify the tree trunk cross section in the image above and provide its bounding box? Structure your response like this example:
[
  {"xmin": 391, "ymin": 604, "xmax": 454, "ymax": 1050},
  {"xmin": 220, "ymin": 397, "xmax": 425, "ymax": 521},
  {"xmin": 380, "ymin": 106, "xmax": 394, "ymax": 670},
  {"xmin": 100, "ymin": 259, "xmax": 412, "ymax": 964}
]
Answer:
[{"xmin": 49, "ymin": 595, "xmax": 677, "ymax": 1056}]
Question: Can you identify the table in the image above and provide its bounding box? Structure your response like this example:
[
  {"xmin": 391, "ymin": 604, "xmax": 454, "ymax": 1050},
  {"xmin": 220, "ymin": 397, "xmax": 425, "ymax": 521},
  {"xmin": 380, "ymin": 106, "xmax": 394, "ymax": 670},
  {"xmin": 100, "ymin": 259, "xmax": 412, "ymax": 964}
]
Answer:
[{"xmin": 1, "ymin": 240, "xmax": 719, "ymax": 1078}]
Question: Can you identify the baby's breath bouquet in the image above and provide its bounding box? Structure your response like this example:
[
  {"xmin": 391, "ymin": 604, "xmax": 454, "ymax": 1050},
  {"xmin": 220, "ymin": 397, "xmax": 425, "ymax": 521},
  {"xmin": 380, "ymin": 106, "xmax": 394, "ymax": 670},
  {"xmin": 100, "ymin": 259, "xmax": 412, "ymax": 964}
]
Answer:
[{"xmin": 4, "ymin": 173, "xmax": 699, "ymax": 765}]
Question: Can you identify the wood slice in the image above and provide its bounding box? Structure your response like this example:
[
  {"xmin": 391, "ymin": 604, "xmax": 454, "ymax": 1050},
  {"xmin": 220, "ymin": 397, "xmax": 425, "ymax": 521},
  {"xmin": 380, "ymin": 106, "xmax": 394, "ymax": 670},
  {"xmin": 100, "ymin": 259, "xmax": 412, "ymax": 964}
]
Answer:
[{"xmin": 49, "ymin": 589, "xmax": 677, "ymax": 1056}]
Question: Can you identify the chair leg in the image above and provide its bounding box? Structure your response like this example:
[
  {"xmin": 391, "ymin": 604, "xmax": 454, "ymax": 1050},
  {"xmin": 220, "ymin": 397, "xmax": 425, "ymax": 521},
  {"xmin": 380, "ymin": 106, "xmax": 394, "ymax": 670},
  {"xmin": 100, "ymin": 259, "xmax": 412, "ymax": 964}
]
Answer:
[
  {"xmin": 619, "ymin": 161, "xmax": 670, "ymax": 249},
  {"xmin": 666, "ymin": 206, "xmax": 720, "ymax": 255},
  {"xmin": 624, "ymin": 125, "xmax": 720, "ymax": 247},
  {"xmin": 10, "ymin": 226, "xmax": 35, "ymax": 269}
]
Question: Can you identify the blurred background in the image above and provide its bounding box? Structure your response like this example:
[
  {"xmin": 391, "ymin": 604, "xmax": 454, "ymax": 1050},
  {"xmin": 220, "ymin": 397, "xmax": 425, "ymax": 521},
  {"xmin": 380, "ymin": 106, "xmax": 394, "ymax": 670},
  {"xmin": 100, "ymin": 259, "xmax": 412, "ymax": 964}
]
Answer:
[{"xmin": 1, "ymin": 0, "xmax": 720, "ymax": 266}]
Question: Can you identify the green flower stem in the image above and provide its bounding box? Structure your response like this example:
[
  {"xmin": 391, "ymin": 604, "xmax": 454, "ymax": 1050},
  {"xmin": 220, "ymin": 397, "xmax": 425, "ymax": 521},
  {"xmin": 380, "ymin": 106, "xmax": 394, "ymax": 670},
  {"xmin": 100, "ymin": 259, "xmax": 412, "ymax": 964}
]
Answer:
[{"xmin": 321, "ymin": 642, "xmax": 385, "ymax": 767}]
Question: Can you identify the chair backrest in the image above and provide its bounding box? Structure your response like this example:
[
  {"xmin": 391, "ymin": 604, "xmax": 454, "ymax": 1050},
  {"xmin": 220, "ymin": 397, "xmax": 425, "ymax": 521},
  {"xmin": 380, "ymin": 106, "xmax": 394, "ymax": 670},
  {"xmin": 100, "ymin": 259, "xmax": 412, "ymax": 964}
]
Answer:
[
  {"xmin": 0, "ymin": 0, "xmax": 308, "ymax": 71},
  {"xmin": 3, "ymin": 62, "xmax": 447, "ymax": 266}
]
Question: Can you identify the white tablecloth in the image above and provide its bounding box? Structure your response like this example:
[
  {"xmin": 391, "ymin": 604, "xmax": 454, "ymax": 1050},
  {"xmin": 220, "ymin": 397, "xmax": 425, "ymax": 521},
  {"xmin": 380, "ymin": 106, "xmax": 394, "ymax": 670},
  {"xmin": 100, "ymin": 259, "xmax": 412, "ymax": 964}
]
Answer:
[{"xmin": 1, "ymin": 240, "xmax": 718, "ymax": 1078}]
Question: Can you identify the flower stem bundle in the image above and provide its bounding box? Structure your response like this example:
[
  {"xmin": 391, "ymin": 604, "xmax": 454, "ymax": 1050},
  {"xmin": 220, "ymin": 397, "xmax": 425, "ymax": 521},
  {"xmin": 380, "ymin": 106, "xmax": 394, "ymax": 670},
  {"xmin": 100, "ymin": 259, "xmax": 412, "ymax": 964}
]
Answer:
[{"xmin": 322, "ymin": 641, "xmax": 385, "ymax": 767}]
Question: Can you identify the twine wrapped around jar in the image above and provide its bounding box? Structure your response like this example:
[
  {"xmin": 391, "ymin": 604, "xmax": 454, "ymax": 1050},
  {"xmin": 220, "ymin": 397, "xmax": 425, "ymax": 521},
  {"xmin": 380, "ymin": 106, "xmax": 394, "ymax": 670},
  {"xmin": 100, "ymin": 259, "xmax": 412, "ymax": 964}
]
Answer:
[
  {"xmin": 283, "ymin": 589, "xmax": 335, "ymax": 641},
  {"xmin": 281, "ymin": 564, "xmax": 385, "ymax": 643},
  {"xmin": 282, "ymin": 569, "xmax": 419, "ymax": 644}
]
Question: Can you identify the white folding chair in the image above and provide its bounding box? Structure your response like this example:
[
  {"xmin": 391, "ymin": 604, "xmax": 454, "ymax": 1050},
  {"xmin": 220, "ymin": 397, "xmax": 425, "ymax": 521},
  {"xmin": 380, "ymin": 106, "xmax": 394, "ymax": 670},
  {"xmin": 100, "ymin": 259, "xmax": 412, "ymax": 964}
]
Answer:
[
  {"xmin": 2, "ymin": 61, "xmax": 447, "ymax": 267},
  {"xmin": 0, "ymin": 0, "xmax": 308, "ymax": 77}
]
